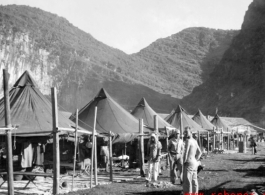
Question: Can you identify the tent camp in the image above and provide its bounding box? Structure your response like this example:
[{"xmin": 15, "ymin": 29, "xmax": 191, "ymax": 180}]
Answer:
[
  {"xmin": 70, "ymin": 88, "xmax": 151, "ymax": 143},
  {"xmin": 131, "ymin": 98, "xmax": 173, "ymax": 131},
  {"xmin": 0, "ymin": 71, "xmax": 78, "ymax": 136},
  {"xmin": 166, "ymin": 105, "xmax": 207, "ymax": 134},
  {"xmin": 211, "ymin": 114, "xmax": 232, "ymax": 132},
  {"xmin": 192, "ymin": 109, "xmax": 215, "ymax": 131}
]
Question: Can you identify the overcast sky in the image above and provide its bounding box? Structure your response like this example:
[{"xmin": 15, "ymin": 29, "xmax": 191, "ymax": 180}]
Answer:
[{"xmin": 1, "ymin": 0, "xmax": 253, "ymax": 54}]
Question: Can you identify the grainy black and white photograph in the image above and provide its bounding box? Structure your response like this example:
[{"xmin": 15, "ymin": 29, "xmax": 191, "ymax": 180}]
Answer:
[{"xmin": 0, "ymin": 0, "xmax": 264, "ymax": 195}]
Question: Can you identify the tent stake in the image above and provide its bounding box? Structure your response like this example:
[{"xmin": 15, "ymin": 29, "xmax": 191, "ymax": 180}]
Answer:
[
  {"xmin": 72, "ymin": 109, "xmax": 78, "ymax": 191},
  {"xmin": 3, "ymin": 69, "xmax": 14, "ymax": 195},
  {"xmin": 51, "ymin": 87, "xmax": 60, "ymax": 195}
]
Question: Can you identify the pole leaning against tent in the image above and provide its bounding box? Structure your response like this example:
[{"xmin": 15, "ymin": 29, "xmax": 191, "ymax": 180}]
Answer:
[
  {"xmin": 109, "ymin": 131, "xmax": 113, "ymax": 182},
  {"xmin": 139, "ymin": 119, "xmax": 145, "ymax": 177},
  {"xmin": 72, "ymin": 109, "xmax": 78, "ymax": 191},
  {"xmin": 51, "ymin": 87, "xmax": 60, "ymax": 195},
  {"xmin": 3, "ymin": 69, "xmax": 14, "ymax": 195}
]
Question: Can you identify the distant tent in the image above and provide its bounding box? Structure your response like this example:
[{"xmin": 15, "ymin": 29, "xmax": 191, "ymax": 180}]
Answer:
[
  {"xmin": 70, "ymin": 88, "xmax": 150, "ymax": 143},
  {"xmin": 166, "ymin": 105, "xmax": 207, "ymax": 134},
  {"xmin": 131, "ymin": 98, "xmax": 173, "ymax": 130},
  {"xmin": 0, "ymin": 71, "xmax": 77, "ymax": 136},
  {"xmin": 211, "ymin": 114, "xmax": 232, "ymax": 132},
  {"xmin": 192, "ymin": 109, "xmax": 215, "ymax": 131}
]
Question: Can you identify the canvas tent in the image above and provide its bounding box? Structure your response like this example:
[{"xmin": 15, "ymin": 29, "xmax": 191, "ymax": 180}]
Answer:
[
  {"xmin": 0, "ymin": 71, "xmax": 78, "ymax": 137},
  {"xmin": 192, "ymin": 109, "xmax": 215, "ymax": 131},
  {"xmin": 131, "ymin": 98, "xmax": 173, "ymax": 131},
  {"xmin": 166, "ymin": 105, "xmax": 207, "ymax": 134},
  {"xmin": 70, "ymin": 88, "xmax": 151, "ymax": 143},
  {"xmin": 211, "ymin": 114, "xmax": 232, "ymax": 132}
]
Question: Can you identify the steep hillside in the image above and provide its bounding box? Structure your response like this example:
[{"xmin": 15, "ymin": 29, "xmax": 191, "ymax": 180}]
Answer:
[
  {"xmin": 181, "ymin": 0, "xmax": 265, "ymax": 127},
  {"xmin": 135, "ymin": 28, "xmax": 238, "ymax": 97},
  {"xmin": 0, "ymin": 5, "xmax": 237, "ymax": 112}
]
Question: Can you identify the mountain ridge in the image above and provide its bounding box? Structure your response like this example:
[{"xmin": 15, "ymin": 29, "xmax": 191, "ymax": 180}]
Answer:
[{"xmin": 0, "ymin": 4, "xmax": 237, "ymax": 113}]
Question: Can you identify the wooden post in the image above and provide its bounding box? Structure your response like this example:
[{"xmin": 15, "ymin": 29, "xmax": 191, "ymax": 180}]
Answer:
[
  {"xmin": 180, "ymin": 113, "xmax": 183, "ymax": 139},
  {"xmin": 90, "ymin": 107, "xmax": 97, "ymax": 188},
  {"xmin": 154, "ymin": 115, "xmax": 158, "ymax": 135},
  {"xmin": 94, "ymin": 108, "xmax": 98, "ymax": 186},
  {"xmin": 139, "ymin": 119, "xmax": 145, "ymax": 176},
  {"xmin": 165, "ymin": 127, "xmax": 169, "ymax": 168},
  {"xmin": 109, "ymin": 131, "xmax": 113, "ymax": 182},
  {"xmin": 3, "ymin": 69, "xmax": 14, "ymax": 195},
  {"xmin": 227, "ymin": 132, "xmax": 230, "ymax": 150},
  {"xmin": 197, "ymin": 131, "xmax": 201, "ymax": 148},
  {"xmin": 207, "ymin": 131, "xmax": 209, "ymax": 154},
  {"xmin": 213, "ymin": 129, "xmax": 216, "ymax": 151},
  {"xmin": 72, "ymin": 109, "xmax": 78, "ymax": 191},
  {"xmin": 94, "ymin": 135, "xmax": 98, "ymax": 185},
  {"xmin": 51, "ymin": 87, "xmax": 60, "ymax": 195},
  {"xmin": 221, "ymin": 128, "xmax": 223, "ymax": 150}
]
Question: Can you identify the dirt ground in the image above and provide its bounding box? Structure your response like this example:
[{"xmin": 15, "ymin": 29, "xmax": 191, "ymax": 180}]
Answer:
[
  {"xmin": 65, "ymin": 142, "xmax": 265, "ymax": 195},
  {"xmin": 0, "ymin": 143, "xmax": 264, "ymax": 195}
]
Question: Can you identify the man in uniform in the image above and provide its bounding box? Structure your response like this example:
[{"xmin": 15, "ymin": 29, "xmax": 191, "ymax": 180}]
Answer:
[
  {"xmin": 183, "ymin": 126, "xmax": 202, "ymax": 194},
  {"xmin": 168, "ymin": 129, "xmax": 184, "ymax": 184}
]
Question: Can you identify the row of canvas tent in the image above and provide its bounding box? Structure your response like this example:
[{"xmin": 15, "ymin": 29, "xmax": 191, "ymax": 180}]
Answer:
[{"xmin": 0, "ymin": 70, "xmax": 260, "ymax": 142}]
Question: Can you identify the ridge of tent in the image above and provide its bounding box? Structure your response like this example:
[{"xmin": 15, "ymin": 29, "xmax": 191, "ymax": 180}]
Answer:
[{"xmin": 13, "ymin": 70, "xmax": 38, "ymax": 88}]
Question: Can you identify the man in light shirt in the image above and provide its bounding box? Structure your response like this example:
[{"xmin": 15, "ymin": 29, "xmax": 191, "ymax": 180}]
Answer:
[
  {"xmin": 183, "ymin": 126, "xmax": 202, "ymax": 194},
  {"xmin": 168, "ymin": 129, "xmax": 184, "ymax": 184}
]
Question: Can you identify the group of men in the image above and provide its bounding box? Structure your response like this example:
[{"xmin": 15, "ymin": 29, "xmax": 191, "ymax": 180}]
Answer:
[{"xmin": 146, "ymin": 126, "xmax": 202, "ymax": 194}]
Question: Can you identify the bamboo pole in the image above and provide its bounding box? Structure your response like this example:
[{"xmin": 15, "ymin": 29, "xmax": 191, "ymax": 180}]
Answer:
[
  {"xmin": 3, "ymin": 69, "xmax": 14, "ymax": 195},
  {"xmin": 51, "ymin": 87, "xmax": 60, "ymax": 195},
  {"xmin": 90, "ymin": 107, "xmax": 97, "ymax": 188},
  {"xmin": 109, "ymin": 131, "xmax": 113, "ymax": 182},
  {"xmin": 72, "ymin": 109, "xmax": 79, "ymax": 191},
  {"xmin": 139, "ymin": 119, "xmax": 145, "ymax": 176}
]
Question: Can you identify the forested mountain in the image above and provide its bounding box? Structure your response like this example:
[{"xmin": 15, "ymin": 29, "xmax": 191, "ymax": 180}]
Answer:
[
  {"xmin": 0, "ymin": 5, "xmax": 236, "ymax": 112},
  {"xmin": 181, "ymin": 0, "xmax": 265, "ymax": 127}
]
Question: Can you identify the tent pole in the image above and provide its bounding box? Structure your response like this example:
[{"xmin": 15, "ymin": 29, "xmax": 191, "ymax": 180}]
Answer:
[
  {"xmin": 51, "ymin": 87, "xmax": 60, "ymax": 195},
  {"xmin": 72, "ymin": 109, "xmax": 79, "ymax": 191},
  {"xmin": 90, "ymin": 107, "xmax": 97, "ymax": 188},
  {"xmin": 139, "ymin": 119, "xmax": 145, "ymax": 177},
  {"xmin": 109, "ymin": 131, "xmax": 113, "ymax": 182},
  {"xmin": 3, "ymin": 69, "xmax": 14, "ymax": 195},
  {"xmin": 197, "ymin": 131, "xmax": 201, "ymax": 148}
]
